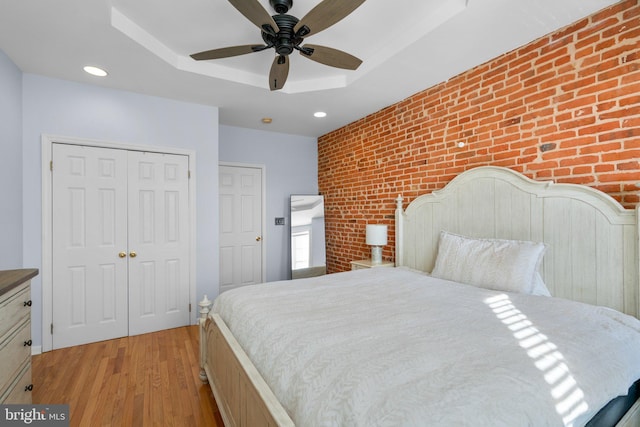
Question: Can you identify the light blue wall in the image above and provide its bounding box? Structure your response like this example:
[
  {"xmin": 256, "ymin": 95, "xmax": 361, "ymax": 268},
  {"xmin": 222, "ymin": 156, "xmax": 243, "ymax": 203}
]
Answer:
[
  {"xmin": 0, "ymin": 50, "xmax": 23, "ymax": 269},
  {"xmin": 22, "ymin": 74, "xmax": 220, "ymax": 347},
  {"xmin": 1, "ymin": 49, "xmax": 319, "ymax": 348},
  {"xmin": 219, "ymin": 125, "xmax": 318, "ymax": 282}
]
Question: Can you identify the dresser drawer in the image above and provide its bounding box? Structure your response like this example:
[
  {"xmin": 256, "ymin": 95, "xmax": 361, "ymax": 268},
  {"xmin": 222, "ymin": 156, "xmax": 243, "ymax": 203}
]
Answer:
[
  {"xmin": 0, "ymin": 361, "xmax": 32, "ymax": 404},
  {"xmin": 0, "ymin": 283, "xmax": 30, "ymax": 341},
  {"xmin": 0, "ymin": 320, "xmax": 31, "ymax": 394}
]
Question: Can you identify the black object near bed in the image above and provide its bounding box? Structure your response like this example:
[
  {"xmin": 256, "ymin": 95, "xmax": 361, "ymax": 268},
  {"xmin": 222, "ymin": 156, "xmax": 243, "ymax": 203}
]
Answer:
[{"xmin": 587, "ymin": 380, "xmax": 640, "ymax": 427}]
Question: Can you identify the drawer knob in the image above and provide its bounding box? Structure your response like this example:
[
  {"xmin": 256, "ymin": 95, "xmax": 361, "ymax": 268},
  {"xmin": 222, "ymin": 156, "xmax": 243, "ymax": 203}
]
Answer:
[
  {"xmin": 24, "ymin": 339, "xmax": 32, "ymax": 347},
  {"xmin": 24, "ymin": 300, "xmax": 32, "ymax": 307},
  {"xmin": 25, "ymin": 384, "xmax": 33, "ymax": 392}
]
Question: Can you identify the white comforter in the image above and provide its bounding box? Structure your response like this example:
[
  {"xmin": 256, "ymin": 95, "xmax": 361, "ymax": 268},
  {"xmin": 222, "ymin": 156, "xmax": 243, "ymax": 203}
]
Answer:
[{"xmin": 212, "ymin": 267, "xmax": 640, "ymax": 427}]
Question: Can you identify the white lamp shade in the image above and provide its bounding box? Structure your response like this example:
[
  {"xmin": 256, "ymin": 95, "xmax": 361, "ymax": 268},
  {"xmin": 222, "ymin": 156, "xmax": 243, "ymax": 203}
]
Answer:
[{"xmin": 366, "ymin": 224, "xmax": 387, "ymax": 246}]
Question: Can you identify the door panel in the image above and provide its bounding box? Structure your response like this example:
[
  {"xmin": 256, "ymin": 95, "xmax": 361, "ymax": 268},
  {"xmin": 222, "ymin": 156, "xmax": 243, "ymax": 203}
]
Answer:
[
  {"xmin": 219, "ymin": 165, "xmax": 263, "ymax": 293},
  {"xmin": 52, "ymin": 144, "xmax": 128, "ymax": 349},
  {"xmin": 128, "ymin": 151, "xmax": 190, "ymax": 335},
  {"xmin": 52, "ymin": 144, "xmax": 191, "ymax": 348}
]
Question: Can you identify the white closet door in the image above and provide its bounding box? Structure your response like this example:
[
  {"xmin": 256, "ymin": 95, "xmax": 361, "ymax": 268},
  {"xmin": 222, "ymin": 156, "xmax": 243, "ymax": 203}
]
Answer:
[
  {"xmin": 52, "ymin": 144, "xmax": 129, "ymax": 349},
  {"xmin": 127, "ymin": 151, "xmax": 190, "ymax": 335},
  {"xmin": 219, "ymin": 165, "xmax": 263, "ymax": 293},
  {"xmin": 52, "ymin": 144, "xmax": 191, "ymax": 348}
]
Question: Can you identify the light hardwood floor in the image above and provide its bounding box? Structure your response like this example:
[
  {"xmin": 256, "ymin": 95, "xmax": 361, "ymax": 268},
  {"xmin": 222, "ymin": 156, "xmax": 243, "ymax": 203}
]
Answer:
[{"xmin": 32, "ymin": 325, "xmax": 224, "ymax": 426}]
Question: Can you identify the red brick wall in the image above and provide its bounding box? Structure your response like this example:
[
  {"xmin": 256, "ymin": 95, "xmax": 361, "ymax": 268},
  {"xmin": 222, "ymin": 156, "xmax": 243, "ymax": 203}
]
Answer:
[{"xmin": 318, "ymin": 0, "xmax": 640, "ymax": 273}]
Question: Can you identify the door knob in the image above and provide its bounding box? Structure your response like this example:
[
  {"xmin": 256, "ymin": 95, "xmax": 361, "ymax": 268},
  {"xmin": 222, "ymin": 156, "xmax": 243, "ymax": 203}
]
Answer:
[
  {"xmin": 256, "ymin": 236, "xmax": 261, "ymax": 241},
  {"xmin": 119, "ymin": 252, "xmax": 127, "ymax": 258},
  {"xmin": 130, "ymin": 251, "xmax": 137, "ymax": 258}
]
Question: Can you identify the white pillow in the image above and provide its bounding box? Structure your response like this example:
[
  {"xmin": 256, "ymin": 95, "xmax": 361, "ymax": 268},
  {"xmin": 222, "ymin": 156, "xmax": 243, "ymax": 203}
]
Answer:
[
  {"xmin": 531, "ymin": 272, "xmax": 552, "ymax": 297},
  {"xmin": 431, "ymin": 231, "xmax": 547, "ymax": 295}
]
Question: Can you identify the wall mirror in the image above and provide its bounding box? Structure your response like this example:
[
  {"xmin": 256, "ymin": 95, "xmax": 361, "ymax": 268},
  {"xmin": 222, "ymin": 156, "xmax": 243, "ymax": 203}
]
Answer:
[{"xmin": 290, "ymin": 195, "xmax": 326, "ymax": 279}]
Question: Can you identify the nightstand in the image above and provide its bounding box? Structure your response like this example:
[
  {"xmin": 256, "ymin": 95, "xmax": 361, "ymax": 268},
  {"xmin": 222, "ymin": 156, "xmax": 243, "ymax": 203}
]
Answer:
[{"xmin": 350, "ymin": 259, "xmax": 395, "ymax": 270}]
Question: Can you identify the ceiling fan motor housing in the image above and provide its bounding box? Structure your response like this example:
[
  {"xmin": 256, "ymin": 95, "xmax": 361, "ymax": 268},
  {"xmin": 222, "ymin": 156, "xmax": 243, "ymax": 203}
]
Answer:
[{"xmin": 262, "ymin": 13, "xmax": 301, "ymax": 56}]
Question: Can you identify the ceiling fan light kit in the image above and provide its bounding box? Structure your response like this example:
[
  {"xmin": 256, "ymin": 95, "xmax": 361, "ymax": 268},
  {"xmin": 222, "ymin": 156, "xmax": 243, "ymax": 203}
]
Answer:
[{"xmin": 190, "ymin": 0, "xmax": 366, "ymax": 91}]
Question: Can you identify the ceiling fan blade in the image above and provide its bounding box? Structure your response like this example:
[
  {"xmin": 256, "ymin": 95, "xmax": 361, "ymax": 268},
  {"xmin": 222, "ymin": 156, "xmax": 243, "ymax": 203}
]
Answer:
[
  {"xmin": 190, "ymin": 45, "xmax": 266, "ymax": 61},
  {"xmin": 228, "ymin": 0, "xmax": 279, "ymax": 33},
  {"xmin": 299, "ymin": 44, "xmax": 362, "ymax": 70},
  {"xmin": 269, "ymin": 55, "xmax": 289, "ymax": 91},
  {"xmin": 294, "ymin": 0, "xmax": 366, "ymax": 37}
]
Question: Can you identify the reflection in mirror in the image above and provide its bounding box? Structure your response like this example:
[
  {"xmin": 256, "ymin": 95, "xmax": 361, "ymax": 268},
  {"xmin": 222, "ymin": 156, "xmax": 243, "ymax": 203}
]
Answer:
[{"xmin": 291, "ymin": 195, "xmax": 326, "ymax": 279}]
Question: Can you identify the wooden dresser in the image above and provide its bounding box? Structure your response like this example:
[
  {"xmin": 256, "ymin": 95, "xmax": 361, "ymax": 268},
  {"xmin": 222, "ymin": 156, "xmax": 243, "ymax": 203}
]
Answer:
[{"xmin": 0, "ymin": 268, "xmax": 38, "ymax": 404}]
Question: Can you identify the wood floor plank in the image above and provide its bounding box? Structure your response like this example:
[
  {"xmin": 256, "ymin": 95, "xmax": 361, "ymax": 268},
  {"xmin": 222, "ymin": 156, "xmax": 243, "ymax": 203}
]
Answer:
[{"xmin": 32, "ymin": 326, "xmax": 224, "ymax": 427}]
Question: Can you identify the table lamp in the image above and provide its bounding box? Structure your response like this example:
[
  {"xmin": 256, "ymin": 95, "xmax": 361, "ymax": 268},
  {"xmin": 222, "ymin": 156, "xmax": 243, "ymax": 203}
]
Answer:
[{"xmin": 366, "ymin": 224, "xmax": 387, "ymax": 264}]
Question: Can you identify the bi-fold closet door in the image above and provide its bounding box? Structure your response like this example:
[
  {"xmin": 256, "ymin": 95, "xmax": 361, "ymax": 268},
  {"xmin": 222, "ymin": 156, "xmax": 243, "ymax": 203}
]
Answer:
[{"xmin": 51, "ymin": 143, "xmax": 190, "ymax": 349}]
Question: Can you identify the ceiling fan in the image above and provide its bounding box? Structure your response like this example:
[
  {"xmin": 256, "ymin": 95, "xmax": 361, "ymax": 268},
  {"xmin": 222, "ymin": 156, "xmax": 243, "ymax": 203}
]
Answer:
[{"xmin": 190, "ymin": 0, "xmax": 366, "ymax": 91}]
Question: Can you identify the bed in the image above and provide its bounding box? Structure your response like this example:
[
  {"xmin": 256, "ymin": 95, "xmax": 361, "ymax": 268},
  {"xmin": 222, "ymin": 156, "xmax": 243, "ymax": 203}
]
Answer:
[{"xmin": 199, "ymin": 166, "xmax": 640, "ymax": 426}]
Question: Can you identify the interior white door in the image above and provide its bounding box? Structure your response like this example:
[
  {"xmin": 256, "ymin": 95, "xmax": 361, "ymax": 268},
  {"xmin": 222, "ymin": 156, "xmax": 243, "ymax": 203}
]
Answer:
[
  {"xmin": 52, "ymin": 144, "xmax": 129, "ymax": 348},
  {"xmin": 52, "ymin": 144, "xmax": 191, "ymax": 348},
  {"xmin": 219, "ymin": 165, "xmax": 263, "ymax": 293},
  {"xmin": 128, "ymin": 151, "xmax": 190, "ymax": 335}
]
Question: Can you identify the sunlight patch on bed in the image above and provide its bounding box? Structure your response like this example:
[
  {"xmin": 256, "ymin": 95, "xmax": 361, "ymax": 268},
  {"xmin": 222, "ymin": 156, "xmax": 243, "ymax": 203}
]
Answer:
[{"xmin": 484, "ymin": 294, "xmax": 589, "ymax": 425}]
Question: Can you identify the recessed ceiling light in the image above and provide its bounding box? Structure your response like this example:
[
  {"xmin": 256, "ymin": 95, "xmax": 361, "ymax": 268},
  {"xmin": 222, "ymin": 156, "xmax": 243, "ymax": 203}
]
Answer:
[
  {"xmin": 83, "ymin": 66, "xmax": 108, "ymax": 77},
  {"xmin": 314, "ymin": 111, "xmax": 327, "ymax": 118},
  {"xmin": 261, "ymin": 117, "xmax": 273, "ymax": 124}
]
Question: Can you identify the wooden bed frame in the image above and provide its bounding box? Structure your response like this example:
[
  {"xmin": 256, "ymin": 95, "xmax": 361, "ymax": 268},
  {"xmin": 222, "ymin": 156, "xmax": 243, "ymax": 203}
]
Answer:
[{"xmin": 199, "ymin": 166, "xmax": 640, "ymax": 427}]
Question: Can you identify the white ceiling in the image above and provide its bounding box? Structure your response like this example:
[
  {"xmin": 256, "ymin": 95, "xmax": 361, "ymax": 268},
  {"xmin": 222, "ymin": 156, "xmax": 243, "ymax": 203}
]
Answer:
[{"xmin": 0, "ymin": 0, "xmax": 617, "ymax": 138}]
